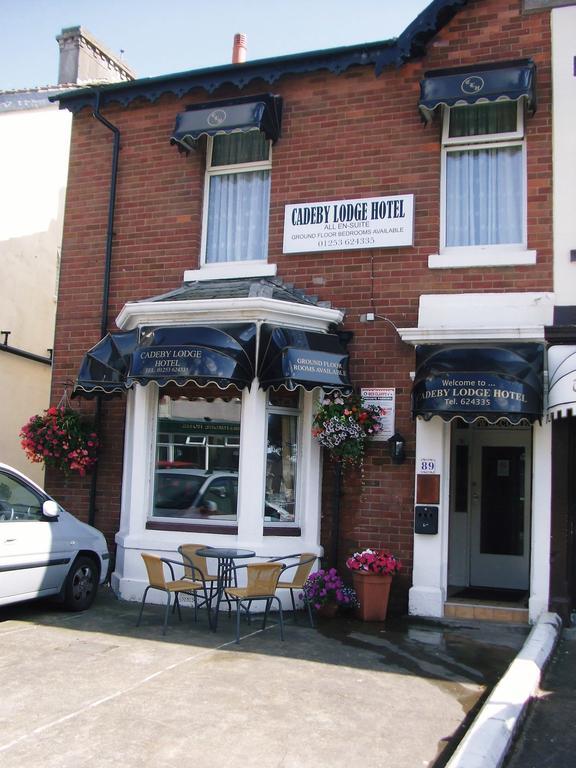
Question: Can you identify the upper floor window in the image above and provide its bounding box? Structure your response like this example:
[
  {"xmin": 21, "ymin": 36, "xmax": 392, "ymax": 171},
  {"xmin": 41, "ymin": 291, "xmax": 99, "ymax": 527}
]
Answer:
[
  {"xmin": 202, "ymin": 131, "xmax": 272, "ymax": 265},
  {"xmin": 442, "ymin": 101, "xmax": 525, "ymax": 251}
]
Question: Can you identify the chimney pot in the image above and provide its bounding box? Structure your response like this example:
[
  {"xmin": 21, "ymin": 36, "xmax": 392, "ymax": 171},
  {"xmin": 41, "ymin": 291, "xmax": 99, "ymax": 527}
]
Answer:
[{"xmin": 232, "ymin": 33, "xmax": 247, "ymax": 64}]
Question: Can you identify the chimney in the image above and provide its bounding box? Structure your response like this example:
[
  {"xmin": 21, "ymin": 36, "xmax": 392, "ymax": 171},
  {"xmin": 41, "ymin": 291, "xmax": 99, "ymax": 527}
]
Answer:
[
  {"xmin": 56, "ymin": 26, "xmax": 135, "ymax": 85},
  {"xmin": 232, "ymin": 33, "xmax": 247, "ymax": 64}
]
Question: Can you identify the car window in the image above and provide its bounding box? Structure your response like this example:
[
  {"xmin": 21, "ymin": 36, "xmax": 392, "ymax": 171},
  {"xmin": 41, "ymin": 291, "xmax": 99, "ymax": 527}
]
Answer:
[
  {"xmin": 154, "ymin": 473, "xmax": 204, "ymax": 510},
  {"xmin": 201, "ymin": 477, "xmax": 236, "ymax": 517},
  {"xmin": 0, "ymin": 472, "xmax": 45, "ymax": 522}
]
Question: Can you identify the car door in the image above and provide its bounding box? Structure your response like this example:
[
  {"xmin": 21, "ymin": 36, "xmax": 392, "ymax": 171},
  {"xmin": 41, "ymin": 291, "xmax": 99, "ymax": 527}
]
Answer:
[{"xmin": 0, "ymin": 470, "xmax": 71, "ymax": 602}]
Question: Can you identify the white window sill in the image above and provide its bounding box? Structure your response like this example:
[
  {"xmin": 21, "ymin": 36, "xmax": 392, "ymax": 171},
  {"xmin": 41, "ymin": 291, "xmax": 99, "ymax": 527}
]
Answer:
[
  {"xmin": 428, "ymin": 249, "xmax": 536, "ymax": 269},
  {"xmin": 184, "ymin": 262, "xmax": 277, "ymax": 282}
]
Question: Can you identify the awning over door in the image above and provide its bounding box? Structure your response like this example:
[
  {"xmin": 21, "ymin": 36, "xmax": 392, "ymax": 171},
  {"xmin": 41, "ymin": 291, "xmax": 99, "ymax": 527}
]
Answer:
[
  {"xmin": 74, "ymin": 324, "xmax": 257, "ymax": 396},
  {"xmin": 170, "ymin": 93, "xmax": 283, "ymax": 151},
  {"xmin": 257, "ymin": 325, "xmax": 352, "ymax": 393},
  {"xmin": 412, "ymin": 343, "xmax": 544, "ymax": 424},
  {"xmin": 548, "ymin": 345, "xmax": 576, "ymax": 419},
  {"xmin": 418, "ymin": 59, "xmax": 536, "ymax": 122}
]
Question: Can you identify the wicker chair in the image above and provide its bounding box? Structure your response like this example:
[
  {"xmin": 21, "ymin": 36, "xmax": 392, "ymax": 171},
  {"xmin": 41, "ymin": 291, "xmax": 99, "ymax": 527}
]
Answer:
[
  {"xmin": 136, "ymin": 553, "xmax": 212, "ymax": 635},
  {"xmin": 224, "ymin": 562, "xmax": 286, "ymax": 643},
  {"xmin": 178, "ymin": 544, "xmax": 219, "ymax": 603},
  {"xmin": 269, "ymin": 553, "xmax": 317, "ymax": 627}
]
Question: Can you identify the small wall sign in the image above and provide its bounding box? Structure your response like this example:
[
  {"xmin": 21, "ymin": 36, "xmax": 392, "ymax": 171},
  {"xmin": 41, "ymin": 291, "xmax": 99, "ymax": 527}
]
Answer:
[
  {"xmin": 361, "ymin": 387, "xmax": 396, "ymax": 441},
  {"xmin": 419, "ymin": 459, "xmax": 437, "ymax": 474},
  {"xmin": 283, "ymin": 194, "xmax": 414, "ymax": 254}
]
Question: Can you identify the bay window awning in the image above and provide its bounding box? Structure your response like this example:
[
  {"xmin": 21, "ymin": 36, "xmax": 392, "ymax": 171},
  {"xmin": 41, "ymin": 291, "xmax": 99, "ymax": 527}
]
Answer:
[
  {"xmin": 548, "ymin": 345, "xmax": 576, "ymax": 419},
  {"xmin": 418, "ymin": 59, "xmax": 536, "ymax": 123},
  {"xmin": 258, "ymin": 325, "xmax": 352, "ymax": 393},
  {"xmin": 170, "ymin": 93, "xmax": 282, "ymax": 152},
  {"xmin": 412, "ymin": 343, "xmax": 544, "ymax": 424},
  {"xmin": 74, "ymin": 324, "xmax": 257, "ymax": 396}
]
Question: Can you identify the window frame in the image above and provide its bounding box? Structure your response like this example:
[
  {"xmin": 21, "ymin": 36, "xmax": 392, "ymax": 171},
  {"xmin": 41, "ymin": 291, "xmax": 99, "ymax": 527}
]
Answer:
[
  {"xmin": 263, "ymin": 391, "xmax": 303, "ymax": 528},
  {"xmin": 438, "ymin": 100, "xmax": 530, "ymax": 261},
  {"xmin": 200, "ymin": 130, "xmax": 273, "ymax": 268}
]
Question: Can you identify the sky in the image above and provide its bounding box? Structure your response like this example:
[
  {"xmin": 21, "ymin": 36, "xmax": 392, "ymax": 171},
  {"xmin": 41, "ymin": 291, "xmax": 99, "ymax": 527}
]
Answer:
[{"xmin": 0, "ymin": 0, "xmax": 432, "ymax": 91}]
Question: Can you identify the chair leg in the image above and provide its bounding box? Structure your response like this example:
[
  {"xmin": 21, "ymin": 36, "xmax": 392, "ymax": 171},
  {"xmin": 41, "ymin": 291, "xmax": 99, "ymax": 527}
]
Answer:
[
  {"xmin": 235, "ymin": 599, "xmax": 241, "ymax": 644},
  {"xmin": 289, "ymin": 589, "xmax": 298, "ymax": 622},
  {"xmin": 262, "ymin": 598, "xmax": 272, "ymax": 630},
  {"xmin": 174, "ymin": 593, "xmax": 182, "ymax": 622},
  {"xmin": 274, "ymin": 596, "xmax": 285, "ymax": 641},
  {"xmin": 162, "ymin": 594, "xmax": 172, "ymax": 635},
  {"xmin": 305, "ymin": 595, "xmax": 315, "ymax": 628},
  {"xmin": 136, "ymin": 586, "xmax": 151, "ymax": 627}
]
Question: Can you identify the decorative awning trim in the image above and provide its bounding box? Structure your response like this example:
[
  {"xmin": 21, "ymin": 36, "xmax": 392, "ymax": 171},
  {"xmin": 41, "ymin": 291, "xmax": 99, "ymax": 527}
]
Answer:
[
  {"xmin": 74, "ymin": 324, "xmax": 256, "ymax": 397},
  {"xmin": 257, "ymin": 325, "xmax": 352, "ymax": 393},
  {"xmin": 170, "ymin": 93, "xmax": 282, "ymax": 152},
  {"xmin": 548, "ymin": 345, "xmax": 576, "ymax": 419},
  {"xmin": 418, "ymin": 59, "xmax": 536, "ymax": 123},
  {"xmin": 412, "ymin": 343, "xmax": 544, "ymax": 424}
]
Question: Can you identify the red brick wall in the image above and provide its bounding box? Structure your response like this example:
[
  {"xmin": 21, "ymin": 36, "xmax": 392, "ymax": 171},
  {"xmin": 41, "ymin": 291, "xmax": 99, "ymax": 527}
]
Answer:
[{"xmin": 48, "ymin": 0, "xmax": 553, "ymax": 603}]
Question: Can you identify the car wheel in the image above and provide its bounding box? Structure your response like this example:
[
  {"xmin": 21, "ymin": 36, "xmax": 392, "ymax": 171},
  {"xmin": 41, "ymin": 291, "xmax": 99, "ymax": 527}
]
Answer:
[{"xmin": 63, "ymin": 555, "xmax": 99, "ymax": 611}]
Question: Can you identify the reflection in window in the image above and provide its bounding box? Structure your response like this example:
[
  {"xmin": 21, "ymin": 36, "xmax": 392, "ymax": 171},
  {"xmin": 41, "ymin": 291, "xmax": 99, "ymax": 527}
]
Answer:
[
  {"xmin": 0, "ymin": 472, "xmax": 45, "ymax": 522},
  {"xmin": 265, "ymin": 390, "xmax": 300, "ymax": 524},
  {"xmin": 153, "ymin": 395, "xmax": 241, "ymax": 522}
]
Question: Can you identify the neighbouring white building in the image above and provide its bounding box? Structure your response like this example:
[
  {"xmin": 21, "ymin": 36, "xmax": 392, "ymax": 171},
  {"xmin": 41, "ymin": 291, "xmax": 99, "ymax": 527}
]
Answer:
[{"xmin": 0, "ymin": 27, "xmax": 133, "ymax": 484}]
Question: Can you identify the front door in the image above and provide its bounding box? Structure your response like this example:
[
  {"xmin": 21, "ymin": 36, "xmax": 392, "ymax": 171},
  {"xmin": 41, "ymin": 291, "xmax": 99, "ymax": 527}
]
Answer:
[{"xmin": 449, "ymin": 425, "xmax": 531, "ymax": 591}]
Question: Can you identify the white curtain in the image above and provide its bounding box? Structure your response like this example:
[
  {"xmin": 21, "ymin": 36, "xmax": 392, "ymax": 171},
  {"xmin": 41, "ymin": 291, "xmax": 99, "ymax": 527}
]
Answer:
[
  {"xmin": 446, "ymin": 146, "xmax": 523, "ymax": 247},
  {"xmin": 206, "ymin": 170, "xmax": 270, "ymax": 262}
]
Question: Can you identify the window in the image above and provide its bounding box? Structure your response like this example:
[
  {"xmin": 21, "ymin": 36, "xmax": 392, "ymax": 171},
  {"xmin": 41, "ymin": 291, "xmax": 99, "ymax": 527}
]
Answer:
[
  {"xmin": 265, "ymin": 389, "xmax": 301, "ymax": 524},
  {"xmin": 442, "ymin": 101, "xmax": 526, "ymax": 251},
  {"xmin": 152, "ymin": 395, "xmax": 241, "ymax": 522},
  {"xmin": 202, "ymin": 131, "xmax": 271, "ymax": 264},
  {"xmin": 0, "ymin": 472, "xmax": 45, "ymax": 522}
]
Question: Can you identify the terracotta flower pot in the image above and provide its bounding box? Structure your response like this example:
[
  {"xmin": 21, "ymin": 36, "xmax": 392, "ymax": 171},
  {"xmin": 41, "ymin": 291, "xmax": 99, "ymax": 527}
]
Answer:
[
  {"xmin": 351, "ymin": 571, "xmax": 393, "ymax": 621},
  {"xmin": 315, "ymin": 601, "xmax": 339, "ymax": 618}
]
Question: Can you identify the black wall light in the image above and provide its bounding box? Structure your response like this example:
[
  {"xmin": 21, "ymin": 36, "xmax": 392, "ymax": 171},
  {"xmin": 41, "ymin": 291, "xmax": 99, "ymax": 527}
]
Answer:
[{"xmin": 388, "ymin": 432, "xmax": 406, "ymax": 465}]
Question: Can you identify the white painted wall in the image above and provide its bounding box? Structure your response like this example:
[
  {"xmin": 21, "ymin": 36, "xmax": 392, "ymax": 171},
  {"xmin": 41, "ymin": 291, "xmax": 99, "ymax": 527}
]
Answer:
[
  {"xmin": 0, "ymin": 103, "xmax": 72, "ymax": 483},
  {"xmin": 552, "ymin": 5, "xmax": 576, "ymax": 305}
]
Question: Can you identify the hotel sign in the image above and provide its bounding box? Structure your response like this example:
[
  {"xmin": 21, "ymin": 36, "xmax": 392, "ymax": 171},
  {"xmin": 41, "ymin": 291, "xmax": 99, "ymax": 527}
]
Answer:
[{"xmin": 283, "ymin": 194, "xmax": 414, "ymax": 254}]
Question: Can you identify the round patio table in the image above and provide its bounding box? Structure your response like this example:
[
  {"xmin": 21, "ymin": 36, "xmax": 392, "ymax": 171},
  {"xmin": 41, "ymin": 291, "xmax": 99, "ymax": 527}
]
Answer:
[{"xmin": 196, "ymin": 547, "xmax": 255, "ymax": 631}]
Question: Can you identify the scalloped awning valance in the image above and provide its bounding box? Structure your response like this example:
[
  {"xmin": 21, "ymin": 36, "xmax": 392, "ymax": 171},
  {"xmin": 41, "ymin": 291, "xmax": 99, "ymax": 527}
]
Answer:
[
  {"xmin": 418, "ymin": 59, "xmax": 536, "ymax": 123},
  {"xmin": 170, "ymin": 94, "xmax": 282, "ymax": 152}
]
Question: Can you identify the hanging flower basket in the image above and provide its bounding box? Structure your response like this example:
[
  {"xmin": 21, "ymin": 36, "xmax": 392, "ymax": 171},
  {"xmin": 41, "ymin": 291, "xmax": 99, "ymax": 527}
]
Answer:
[
  {"xmin": 20, "ymin": 406, "xmax": 99, "ymax": 476},
  {"xmin": 312, "ymin": 392, "xmax": 382, "ymax": 468}
]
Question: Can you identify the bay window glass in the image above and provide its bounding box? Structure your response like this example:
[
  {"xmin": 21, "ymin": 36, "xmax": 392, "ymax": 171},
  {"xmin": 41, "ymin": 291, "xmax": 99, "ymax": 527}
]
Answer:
[
  {"xmin": 443, "ymin": 101, "xmax": 525, "ymax": 249},
  {"xmin": 153, "ymin": 395, "xmax": 241, "ymax": 522},
  {"xmin": 204, "ymin": 131, "xmax": 271, "ymax": 264},
  {"xmin": 265, "ymin": 389, "xmax": 300, "ymax": 524}
]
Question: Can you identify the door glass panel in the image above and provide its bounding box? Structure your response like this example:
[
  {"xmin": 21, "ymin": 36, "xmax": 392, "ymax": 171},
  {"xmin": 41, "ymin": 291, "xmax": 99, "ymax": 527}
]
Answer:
[{"xmin": 480, "ymin": 446, "xmax": 525, "ymax": 556}]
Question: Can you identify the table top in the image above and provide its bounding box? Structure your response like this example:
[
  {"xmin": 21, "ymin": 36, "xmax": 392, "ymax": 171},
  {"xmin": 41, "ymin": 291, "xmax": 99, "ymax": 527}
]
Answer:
[{"xmin": 195, "ymin": 547, "xmax": 255, "ymax": 560}]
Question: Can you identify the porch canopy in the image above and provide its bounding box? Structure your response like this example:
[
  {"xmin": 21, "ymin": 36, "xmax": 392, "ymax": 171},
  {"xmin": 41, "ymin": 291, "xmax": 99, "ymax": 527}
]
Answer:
[
  {"xmin": 418, "ymin": 59, "xmax": 536, "ymax": 123},
  {"xmin": 412, "ymin": 343, "xmax": 544, "ymax": 424},
  {"xmin": 547, "ymin": 345, "xmax": 576, "ymax": 419},
  {"xmin": 74, "ymin": 324, "xmax": 257, "ymax": 396},
  {"xmin": 257, "ymin": 325, "xmax": 352, "ymax": 393},
  {"xmin": 170, "ymin": 93, "xmax": 283, "ymax": 152}
]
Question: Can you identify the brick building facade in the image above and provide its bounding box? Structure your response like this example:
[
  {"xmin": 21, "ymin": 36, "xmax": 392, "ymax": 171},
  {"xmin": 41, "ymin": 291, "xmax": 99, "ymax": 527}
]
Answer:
[{"xmin": 47, "ymin": 0, "xmax": 563, "ymax": 621}]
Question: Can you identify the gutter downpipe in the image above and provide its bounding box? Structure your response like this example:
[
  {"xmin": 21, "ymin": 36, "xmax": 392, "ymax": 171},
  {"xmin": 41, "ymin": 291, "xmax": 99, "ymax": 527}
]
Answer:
[{"xmin": 87, "ymin": 91, "xmax": 120, "ymax": 527}]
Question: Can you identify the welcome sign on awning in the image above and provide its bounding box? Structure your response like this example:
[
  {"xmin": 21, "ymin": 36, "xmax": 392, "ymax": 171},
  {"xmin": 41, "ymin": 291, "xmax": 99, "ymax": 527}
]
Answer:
[{"xmin": 283, "ymin": 194, "xmax": 414, "ymax": 254}]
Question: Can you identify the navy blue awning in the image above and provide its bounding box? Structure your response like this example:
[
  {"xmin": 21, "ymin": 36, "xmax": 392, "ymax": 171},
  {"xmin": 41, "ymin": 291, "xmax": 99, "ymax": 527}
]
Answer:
[
  {"xmin": 74, "ymin": 324, "xmax": 257, "ymax": 397},
  {"xmin": 258, "ymin": 325, "xmax": 352, "ymax": 393},
  {"xmin": 412, "ymin": 343, "xmax": 544, "ymax": 424},
  {"xmin": 170, "ymin": 94, "xmax": 282, "ymax": 152},
  {"xmin": 419, "ymin": 59, "xmax": 536, "ymax": 123}
]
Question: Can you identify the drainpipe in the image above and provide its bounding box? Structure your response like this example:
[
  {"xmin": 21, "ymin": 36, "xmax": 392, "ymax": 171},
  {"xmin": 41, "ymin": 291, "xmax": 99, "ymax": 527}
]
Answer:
[
  {"xmin": 0, "ymin": 332, "xmax": 52, "ymax": 365},
  {"xmin": 87, "ymin": 91, "xmax": 121, "ymax": 527}
]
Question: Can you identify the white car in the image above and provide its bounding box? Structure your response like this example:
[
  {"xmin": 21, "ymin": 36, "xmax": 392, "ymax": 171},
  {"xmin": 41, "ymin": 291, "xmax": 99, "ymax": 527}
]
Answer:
[
  {"xmin": 0, "ymin": 462, "xmax": 110, "ymax": 611},
  {"xmin": 154, "ymin": 468, "xmax": 294, "ymax": 522}
]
